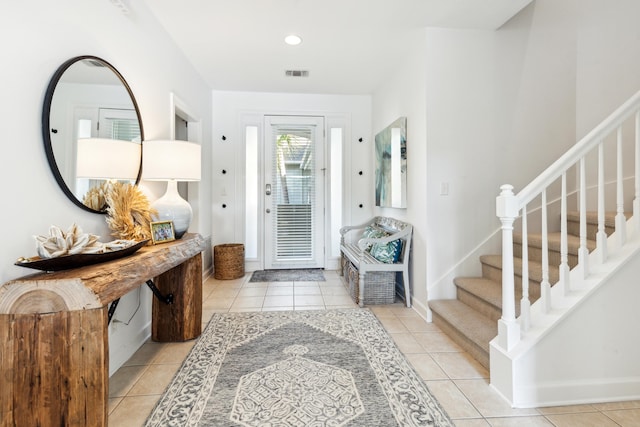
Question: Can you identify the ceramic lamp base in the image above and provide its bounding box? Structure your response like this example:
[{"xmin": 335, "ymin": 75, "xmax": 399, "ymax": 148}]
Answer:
[{"xmin": 152, "ymin": 180, "xmax": 192, "ymax": 238}]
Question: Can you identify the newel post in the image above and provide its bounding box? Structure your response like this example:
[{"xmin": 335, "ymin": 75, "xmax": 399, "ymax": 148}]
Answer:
[{"xmin": 496, "ymin": 185, "xmax": 521, "ymax": 351}]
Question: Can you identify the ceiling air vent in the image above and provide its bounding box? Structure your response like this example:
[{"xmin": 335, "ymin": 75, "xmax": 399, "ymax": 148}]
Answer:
[{"xmin": 285, "ymin": 70, "xmax": 309, "ymax": 78}]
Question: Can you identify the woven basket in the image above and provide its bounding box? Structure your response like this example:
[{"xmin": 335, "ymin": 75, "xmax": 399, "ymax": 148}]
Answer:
[
  {"xmin": 347, "ymin": 262, "xmax": 359, "ymax": 302},
  {"xmin": 214, "ymin": 244, "xmax": 245, "ymax": 280},
  {"xmin": 341, "ymin": 255, "xmax": 350, "ymax": 278},
  {"xmin": 347, "ymin": 262, "xmax": 395, "ymax": 305}
]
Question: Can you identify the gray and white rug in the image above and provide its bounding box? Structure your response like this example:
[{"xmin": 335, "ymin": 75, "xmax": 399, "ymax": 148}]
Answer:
[
  {"xmin": 249, "ymin": 268, "xmax": 326, "ymax": 282},
  {"xmin": 145, "ymin": 309, "xmax": 453, "ymax": 426}
]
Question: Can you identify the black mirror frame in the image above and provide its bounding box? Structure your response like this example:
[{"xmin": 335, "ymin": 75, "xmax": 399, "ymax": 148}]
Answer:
[{"xmin": 42, "ymin": 55, "xmax": 144, "ymax": 213}]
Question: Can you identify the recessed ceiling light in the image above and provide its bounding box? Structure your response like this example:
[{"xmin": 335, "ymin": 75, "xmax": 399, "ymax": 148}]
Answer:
[{"xmin": 284, "ymin": 34, "xmax": 302, "ymax": 46}]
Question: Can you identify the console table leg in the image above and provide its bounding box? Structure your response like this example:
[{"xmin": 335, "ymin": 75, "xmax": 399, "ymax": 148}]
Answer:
[
  {"xmin": 0, "ymin": 307, "xmax": 108, "ymax": 426},
  {"xmin": 152, "ymin": 253, "xmax": 202, "ymax": 342}
]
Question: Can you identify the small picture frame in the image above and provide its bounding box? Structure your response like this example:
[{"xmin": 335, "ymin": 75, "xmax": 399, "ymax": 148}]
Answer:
[{"xmin": 150, "ymin": 220, "xmax": 176, "ymax": 244}]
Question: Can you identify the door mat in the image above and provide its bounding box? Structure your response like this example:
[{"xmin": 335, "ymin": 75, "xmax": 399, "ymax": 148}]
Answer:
[{"xmin": 249, "ymin": 268, "xmax": 326, "ymax": 282}]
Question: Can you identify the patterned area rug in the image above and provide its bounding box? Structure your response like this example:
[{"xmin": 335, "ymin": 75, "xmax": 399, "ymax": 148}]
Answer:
[
  {"xmin": 249, "ymin": 268, "xmax": 326, "ymax": 282},
  {"xmin": 145, "ymin": 309, "xmax": 453, "ymax": 426}
]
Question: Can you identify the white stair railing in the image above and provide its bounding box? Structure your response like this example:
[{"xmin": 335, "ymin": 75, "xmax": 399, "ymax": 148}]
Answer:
[{"xmin": 495, "ymin": 90, "xmax": 640, "ymax": 351}]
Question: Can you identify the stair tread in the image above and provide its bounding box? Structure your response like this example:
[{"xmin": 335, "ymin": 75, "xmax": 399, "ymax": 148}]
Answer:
[
  {"xmin": 454, "ymin": 277, "xmax": 504, "ymax": 309},
  {"xmin": 429, "ymin": 299, "xmax": 497, "ymax": 352},
  {"xmin": 567, "ymin": 210, "xmax": 630, "ymax": 226},
  {"xmin": 480, "ymin": 254, "xmax": 560, "ymax": 284},
  {"xmin": 514, "ymin": 232, "xmax": 597, "ymax": 252}
]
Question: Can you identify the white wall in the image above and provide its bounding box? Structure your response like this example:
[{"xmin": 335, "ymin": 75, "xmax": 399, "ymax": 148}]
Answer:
[
  {"xmin": 421, "ymin": 0, "xmax": 590, "ymax": 301},
  {"xmin": 575, "ymin": 0, "xmax": 640, "ymax": 138},
  {"xmin": 210, "ymin": 91, "xmax": 371, "ymax": 270},
  {"xmin": 371, "ymin": 32, "xmax": 429, "ymax": 317},
  {"xmin": 0, "ymin": 0, "xmax": 213, "ymax": 375},
  {"xmin": 377, "ymin": 0, "xmax": 640, "ymax": 313},
  {"xmin": 370, "ymin": 1, "xmax": 583, "ymax": 314},
  {"xmin": 420, "ymin": 0, "xmax": 640, "ymax": 297}
]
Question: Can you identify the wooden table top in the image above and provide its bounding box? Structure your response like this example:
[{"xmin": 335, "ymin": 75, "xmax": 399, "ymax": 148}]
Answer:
[{"xmin": 0, "ymin": 233, "xmax": 205, "ymax": 314}]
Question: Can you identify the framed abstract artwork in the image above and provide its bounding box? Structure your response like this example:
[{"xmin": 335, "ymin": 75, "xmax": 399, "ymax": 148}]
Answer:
[{"xmin": 375, "ymin": 117, "xmax": 407, "ymax": 208}]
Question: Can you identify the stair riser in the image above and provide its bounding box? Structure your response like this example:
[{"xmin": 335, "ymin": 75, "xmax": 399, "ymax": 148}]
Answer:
[
  {"xmin": 481, "ymin": 263, "xmax": 543, "ymax": 301},
  {"xmin": 431, "ymin": 311, "xmax": 490, "ymax": 369},
  {"xmin": 457, "ymin": 288, "xmax": 502, "ymax": 322},
  {"xmin": 513, "ymin": 243, "xmax": 579, "ymax": 269},
  {"xmin": 567, "ymin": 219, "xmax": 614, "ymax": 241}
]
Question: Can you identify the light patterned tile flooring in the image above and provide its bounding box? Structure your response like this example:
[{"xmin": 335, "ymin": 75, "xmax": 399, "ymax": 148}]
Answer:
[{"xmin": 108, "ymin": 271, "xmax": 640, "ymax": 426}]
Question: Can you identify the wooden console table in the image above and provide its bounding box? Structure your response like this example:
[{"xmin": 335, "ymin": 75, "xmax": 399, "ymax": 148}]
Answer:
[{"xmin": 0, "ymin": 233, "xmax": 205, "ymax": 426}]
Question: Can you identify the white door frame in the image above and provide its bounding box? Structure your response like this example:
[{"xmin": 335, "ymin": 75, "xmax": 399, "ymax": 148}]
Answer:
[
  {"xmin": 263, "ymin": 115, "xmax": 325, "ymax": 270},
  {"xmin": 240, "ymin": 112, "xmax": 350, "ymax": 273},
  {"xmin": 169, "ymin": 92, "xmax": 202, "ymax": 234}
]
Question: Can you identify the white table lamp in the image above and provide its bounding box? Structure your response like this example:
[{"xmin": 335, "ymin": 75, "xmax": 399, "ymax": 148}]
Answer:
[{"xmin": 142, "ymin": 140, "xmax": 201, "ymax": 238}]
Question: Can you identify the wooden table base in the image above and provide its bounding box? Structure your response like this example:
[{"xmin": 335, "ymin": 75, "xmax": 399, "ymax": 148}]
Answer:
[
  {"xmin": 1, "ymin": 308, "xmax": 109, "ymax": 426},
  {"xmin": 0, "ymin": 234, "xmax": 205, "ymax": 427}
]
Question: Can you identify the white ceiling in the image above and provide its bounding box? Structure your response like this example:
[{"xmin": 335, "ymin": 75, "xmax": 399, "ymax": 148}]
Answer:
[{"xmin": 141, "ymin": 0, "xmax": 533, "ymax": 95}]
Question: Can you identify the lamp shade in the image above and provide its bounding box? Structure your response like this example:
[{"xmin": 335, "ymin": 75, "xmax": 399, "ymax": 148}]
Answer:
[
  {"xmin": 142, "ymin": 140, "xmax": 201, "ymax": 239},
  {"xmin": 142, "ymin": 140, "xmax": 201, "ymax": 181},
  {"xmin": 76, "ymin": 138, "xmax": 141, "ymax": 180}
]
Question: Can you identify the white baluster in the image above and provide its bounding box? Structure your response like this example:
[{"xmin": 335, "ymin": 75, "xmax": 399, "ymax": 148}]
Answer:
[
  {"xmin": 520, "ymin": 205, "xmax": 530, "ymax": 331},
  {"xmin": 579, "ymin": 157, "xmax": 589, "ymax": 278},
  {"xmin": 540, "ymin": 190, "xmax": 551, "ymax": 313},
  {"xmin": 496, "ymin": 185, "xmax": 520, "ymax": 350},
  {"xmin": 616, "ymin": 126, "xmax": 626, "ymax": 247},
  {"xmin": 559, "ymin": 173, "xmax": 570, "ymax": 294},
  {"xmin": 597, "ymin": 142, "xmax": 607, "ymax": 263}
]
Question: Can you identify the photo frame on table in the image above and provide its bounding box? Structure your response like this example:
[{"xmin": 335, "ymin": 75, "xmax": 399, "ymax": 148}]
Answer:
[{"xmin": 151, "ymin": 220, "xmax": 175, "ymax": 244}]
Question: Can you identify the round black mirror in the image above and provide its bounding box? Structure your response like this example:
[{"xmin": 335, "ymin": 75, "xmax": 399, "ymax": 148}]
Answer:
[{"xmin": 42, "ymin": 55, "xmax": 144, "ymax": 213}]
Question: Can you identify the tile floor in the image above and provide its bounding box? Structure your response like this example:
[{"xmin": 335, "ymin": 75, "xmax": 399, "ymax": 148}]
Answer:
[{"xmin": 108, "ymin": 270, "xmax": 640, "ymax": 426}]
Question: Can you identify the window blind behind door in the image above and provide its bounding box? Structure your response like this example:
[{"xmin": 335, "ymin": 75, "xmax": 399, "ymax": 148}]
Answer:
[{"xmin": 271, "ymin": 125, "xmax": 315, "ymax": 260}]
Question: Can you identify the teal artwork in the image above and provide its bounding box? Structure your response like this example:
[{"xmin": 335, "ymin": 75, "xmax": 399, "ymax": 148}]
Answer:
[{"xmin": 375, "ymin": 117, "xmax": 407, "ymax": 208}]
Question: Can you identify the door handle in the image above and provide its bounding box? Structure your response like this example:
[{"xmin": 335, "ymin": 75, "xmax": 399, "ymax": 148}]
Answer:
[{"xmin": 265, "ymin": 184, "xmax": 271, "ymax": 196}]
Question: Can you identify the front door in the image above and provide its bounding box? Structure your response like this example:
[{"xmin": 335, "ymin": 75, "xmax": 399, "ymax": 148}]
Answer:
[{"xmin": 264, "ymin": 116, "xmax": 325, "ymax": 269}]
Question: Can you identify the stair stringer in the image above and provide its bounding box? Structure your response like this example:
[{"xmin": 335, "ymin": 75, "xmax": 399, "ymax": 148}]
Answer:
[{"xmin": 490, "ymin": 222, "xmax": 640, "ymax": 408}]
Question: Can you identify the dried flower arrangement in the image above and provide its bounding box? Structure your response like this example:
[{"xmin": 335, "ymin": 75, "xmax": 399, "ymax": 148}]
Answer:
[
  {"xmin": 32, "ymin": 223, "xmax": 136, "ymax": 259},
  {"xmin": 82, "ymin": 181, "xmax": 110, "ymax": 211},
  {"xmin": 105, "ymin": 182, "xmax": 157, "ymax": 242},
  {"xmin": 35, "ymin": 223, "xmax": 103, "ymax": 258}
]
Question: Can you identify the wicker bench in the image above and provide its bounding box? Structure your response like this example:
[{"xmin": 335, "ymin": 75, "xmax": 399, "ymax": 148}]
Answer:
[{"xmin": 339, "ymin": 217, "xmax": 412, "ymax": 307}]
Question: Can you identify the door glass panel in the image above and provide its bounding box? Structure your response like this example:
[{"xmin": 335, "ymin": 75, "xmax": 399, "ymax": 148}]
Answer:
[
  {"xmin": 245, "ymin": 125, "xmax": 259, "ymax": 259},
  {"xmin": 272, "ymin": 126, "xmax": 314, "ymax": 260},
  {"xmin": 330, "ymin": 127, "xmax": 343, "ymax": 258}
]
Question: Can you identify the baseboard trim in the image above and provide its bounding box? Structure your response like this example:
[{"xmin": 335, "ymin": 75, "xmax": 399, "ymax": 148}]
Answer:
[
  {"xmin": 109, "ymin": 320, "xmax": 151, "ymax": 377},
  {"xmin": 511, "ymin": 377, "xmax": 640, "ymax": 408}
]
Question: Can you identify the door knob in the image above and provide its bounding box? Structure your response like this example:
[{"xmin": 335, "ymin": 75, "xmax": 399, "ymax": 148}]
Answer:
[
  {"xmin": 265, "ymin": 184, "xmax": 271, "ymax": 196},
  {"xmin": 266, "ymin": 209, "xmax": 271, "ymax": 213}
]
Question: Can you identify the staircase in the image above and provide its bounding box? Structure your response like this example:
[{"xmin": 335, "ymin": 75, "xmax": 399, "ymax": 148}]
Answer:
[
  {"xmin": 427, "ymin": 89, "xmax": 640, "ymax": 407},
  {"xmin": 429, "ymin": 211, "xmax": 614, "ymax": 369}
]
